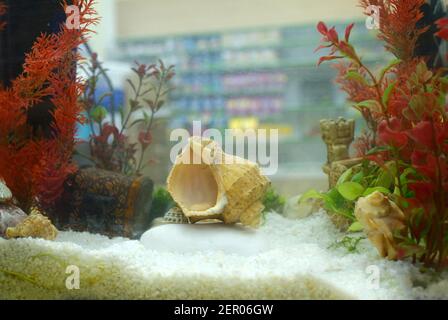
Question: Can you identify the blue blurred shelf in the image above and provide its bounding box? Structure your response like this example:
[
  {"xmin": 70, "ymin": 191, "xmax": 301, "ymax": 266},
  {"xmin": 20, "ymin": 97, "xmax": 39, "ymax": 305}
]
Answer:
[{"xmin": 115, "ymin": 21, "xmax": 389, "ymax": 165}]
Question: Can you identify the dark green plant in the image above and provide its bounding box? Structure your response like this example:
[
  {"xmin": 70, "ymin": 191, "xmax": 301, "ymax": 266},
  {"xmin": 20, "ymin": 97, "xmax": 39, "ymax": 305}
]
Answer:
[
  {"xmin": 150, "ymin": 187, "xmax": 175, "ymax": 219},
  {"xmin": 262, "ymin": 186, "xmax": 286, "ymax": 214}
]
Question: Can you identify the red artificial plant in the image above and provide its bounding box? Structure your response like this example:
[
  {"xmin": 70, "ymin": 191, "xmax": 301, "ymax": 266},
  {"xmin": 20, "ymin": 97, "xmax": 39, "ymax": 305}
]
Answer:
[
  {"xmin": 317, "ymin": 0, "xmax": 448, "ymax": 268},
  {"xmin": 0, "ymin": 0, "xmax": 98, "ymax": 212},
  {"xmin": 0, "ymin": 2, "xmax": 6, "ymax": 31}
]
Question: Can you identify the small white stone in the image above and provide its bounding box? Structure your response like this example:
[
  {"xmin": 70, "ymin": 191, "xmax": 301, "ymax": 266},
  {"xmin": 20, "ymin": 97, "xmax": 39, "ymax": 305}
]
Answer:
[{"xmin": 140, "ymin": 223, "xmax": 267, "ymax": 256}]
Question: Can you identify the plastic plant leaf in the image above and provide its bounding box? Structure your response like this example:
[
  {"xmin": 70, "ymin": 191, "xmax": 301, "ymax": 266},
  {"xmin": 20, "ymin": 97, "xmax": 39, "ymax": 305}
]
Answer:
[
  {"xmin": 337, "ymin": 182, "xmax": 365, "ymax": 201},
  {"xmin": 366, "ymin": 145, "xmax": 394, "ymax": 156},
  {"xmin": 325, "ymin": 189, "xmax": 355, "ymax": 220},
  {"xmin": 348, "ymin": 221, "xmax": 364, "ymax": 232},
  {"xmin": 379, "ymin": 59, "xmax": 402, "ymax": 81},
  {"xmin": 394, "ymin": 179, "xmax": 402, "ymax": 196},
  {"xmin": 336, "ymin": 167, "xmax": 353, "ymax": 186},
  {"xmin": 351, "ymin": 171, "xmax": 364, "ymax": 183},
  {"xmin": 382, "ymin": 81, "xmax": 397, "ymax": 106},
  {"xmin": 91, "ymin": 106, "xmax": 107, "ymax": 123},
  {"xmin": 345, "ymin": 71, "xmax": 368, "ymax": 86},
  {"xmin": 363, "ymin": 187, "xmax": 391, "ymax": 196},
  {"xmin": 354, "ymin": 100, "xmax": 381, "ymax": 112},
  {"xmin": 299, "ymin": 189, "xmax": 324, "ymax": 204},
  {"xmin": 375, "ymin": 165, "xmax": 395, "ymax": 189}
]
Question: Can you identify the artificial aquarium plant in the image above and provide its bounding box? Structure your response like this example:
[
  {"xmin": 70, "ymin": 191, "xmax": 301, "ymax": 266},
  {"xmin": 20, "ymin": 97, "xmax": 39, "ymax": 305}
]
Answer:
[
  {"xmin": 0, "ymin": 2, "xmax": 5, "ymax": 31},
  {"xmin": 0, "ymin": 0, "xmax": 98, "ymax": 212},
  {"xmin": 79, "ymin": 50, "xmax": 175, "ymax": 176},
  {"xmin": 304, "ymin": 0, "xmax": 448, "ymax": 268}
]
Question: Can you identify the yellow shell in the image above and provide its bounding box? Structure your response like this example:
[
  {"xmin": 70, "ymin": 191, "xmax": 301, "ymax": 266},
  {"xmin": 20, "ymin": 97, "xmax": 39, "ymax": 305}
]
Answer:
[
  {"xmin": 167, "ymin": 137, "xmax": 270, "ymax": 227},
  {"xmin": 6, "ymin": 208, "xmax": 58, "ymax": 240}
]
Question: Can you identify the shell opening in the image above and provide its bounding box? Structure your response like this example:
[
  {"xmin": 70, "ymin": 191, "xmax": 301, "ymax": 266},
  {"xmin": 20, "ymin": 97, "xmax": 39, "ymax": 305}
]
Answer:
[{"xmin": 169, "ymin": 163, "xmax": 225, "ymax": 215}]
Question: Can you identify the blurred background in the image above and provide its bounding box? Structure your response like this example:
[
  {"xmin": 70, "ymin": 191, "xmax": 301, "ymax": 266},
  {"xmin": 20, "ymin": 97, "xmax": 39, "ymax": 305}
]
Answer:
[{"xmin": 83, "ymin": 0, "xmax": 391, "ymax": 195}]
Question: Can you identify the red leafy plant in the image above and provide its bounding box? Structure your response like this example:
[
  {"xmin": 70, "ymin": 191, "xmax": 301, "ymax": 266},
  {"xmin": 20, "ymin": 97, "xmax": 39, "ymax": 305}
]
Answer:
[
  {"xmin": 0, "ymin": 2, "xmax": 6, "ymax": 31},
  {"xmin": 0, "ymin": 0, "xmax": 98, "ymax": 212},
  {"xmin": 315, "ymin": 0, "xmax": 448, "ymax": 268},
  {"xmin": 79, "ymin": 50, "xmax": 175, "ymax": 176}
]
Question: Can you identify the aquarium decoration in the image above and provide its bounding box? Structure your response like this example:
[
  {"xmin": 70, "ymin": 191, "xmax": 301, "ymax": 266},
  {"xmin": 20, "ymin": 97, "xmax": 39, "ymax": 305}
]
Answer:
[
  {"xmin": 0, "ymin": 179, "xmax": 27, "ymax": 237},
  {"xmin": 0, "ymin": 0, "xmax": 98, "ymax": 241},
  {"xmin": 80, "ymin": 56, "xmax": 175, "ymax": 176},
  {"xmin": 167, "ymin": 136, "xmax": 270, "ymax": 227},
  {"xmin": 0, "ymin": 0, "xmax": 98, "ymax": 216},
  {"xmin": 6, "ymin": 207, "xmax": 58, "ymax": 241},
  {"xmin": 304, "ymin": 0, "xmax": 448, "ymax": 268},
  {"xmin": 53, "ymin": 52, "xmax": 176, "ymax": 237},
  {"xmin": 51, "ymin": 167, "xmax": 153, "ymax": 238}
]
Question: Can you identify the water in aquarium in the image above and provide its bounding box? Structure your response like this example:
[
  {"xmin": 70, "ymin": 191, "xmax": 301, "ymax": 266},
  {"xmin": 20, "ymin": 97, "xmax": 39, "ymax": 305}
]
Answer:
[{"xmin": 1, "ymin": 0, "xmax": 448, "ymax": 303}]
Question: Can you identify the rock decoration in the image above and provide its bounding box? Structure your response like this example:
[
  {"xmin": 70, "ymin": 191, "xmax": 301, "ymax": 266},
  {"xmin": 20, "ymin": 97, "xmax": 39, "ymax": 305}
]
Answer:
[
  {"xmin": 167, "ymin": 136, "xmax": 270, "ymax": 227},
  {"xmin": 0, "ymin": 205, "xmax": 27, "ymax": 237},
  {"xmin": 0, "ymin": 178, "xmax": 27, "ymax": 237},
  {"xmin": 0, "ymin": 178, "xmax": 12, "ymax": 203},
  {"xmin": 48, "ymin": 168, "xmax": 154, "ymax": 239},
  {"xmin": 6, "ymin": 207, "xmax": 58, "ymax": 241},
  {"xmin": 152, "ymin": 206, "xmax": 190, "ymax": 228},
  {"xmin": 354, "ymin": 191, "xmax": 406, "ymax": 260}
]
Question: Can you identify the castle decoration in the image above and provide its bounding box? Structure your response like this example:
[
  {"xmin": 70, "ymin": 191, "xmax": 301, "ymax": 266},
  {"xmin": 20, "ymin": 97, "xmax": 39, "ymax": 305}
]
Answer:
[
  {"xmin": 320, "ymin": 118, "xmax": 356, "ymax": 188},
  {"xmin": 320, "ymin": 118, "xmax": 361, "ymax": 230}
]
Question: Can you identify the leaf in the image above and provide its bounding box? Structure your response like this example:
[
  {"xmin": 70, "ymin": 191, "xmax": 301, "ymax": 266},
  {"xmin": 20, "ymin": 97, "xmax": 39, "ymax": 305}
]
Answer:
[
  {"xmin": 351, "ymin": 171, "xmax": 364, "ymax": 183},
  {"xmin": 348, "ymin": 221, "xmax": 364, "ymax": 232},
  {"xmin": 129, "ymin": 118, "xmax": 145, "ymax": 128},
  {"xmin": 345, "ymin": 23, "xmax": 355, "ymax": 42},
  {"xmin": 363, "ymin": 187, "xmax": 391, "ymax": 196},
  {"xmin": 126, "ymin": 79, "xmax": 137, "ymax": 94},
  {"xmin": 337, "ymin": 182, "xmax": 365, "ymax": 201},
  {"xmin": 375, "ymin": 166, "xmax": 394, "ymax": 189},
  {"xmin": 393, "ymin": 181, "xmax": 402, "ymax": 196},
  {"xmin": 299, "ymin": 189, "xmax": 325, "ymax": 204},
  {"xmin": 317, "ymin": 21, "xmax": 329, "ymax": 35},
  {"xmin": 379, "ymin": 59, "xmax": 402, "ymax": 81},
  {"xmin": 317, "ymin": 55, "xmax": 344, "ymax": 66},
  {"xmin": 336, "ymin": 167, "xmax": 353, "ymax": 185},
  {"xmin": 156, "ymin": 100, "xmax": 165, "ymax": 111},
  {"xmin": 400, "ymin": 167, "xmax": 417, "ymax": 187},
  {"xmin": 354, "ymin": 100, "xmax": 381, "ymax": 112},
  {"xmin": 366, "ymin": 145, "xmax": 393, "ymax": 156},
  {"xmin": 382, "ymin": 81, "xmax": 397, "ymax": 107},
  {"xmin": 90, "ymin": 105, "xmax": 108, "ymax": 123},
  {"xmin": 345, "ymin": 71, "xmax": 368, "ymax": 86},
  {"xmin": 325, "ymin": 189, "xmax": 355, "ymax": 220}
]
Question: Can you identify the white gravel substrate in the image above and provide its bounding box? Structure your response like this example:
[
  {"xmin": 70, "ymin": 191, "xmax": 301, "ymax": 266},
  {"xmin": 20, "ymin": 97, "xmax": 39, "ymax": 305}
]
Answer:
[{"xmin": 0, "ymin": 211, "xmax": 447, "ymax": 300}]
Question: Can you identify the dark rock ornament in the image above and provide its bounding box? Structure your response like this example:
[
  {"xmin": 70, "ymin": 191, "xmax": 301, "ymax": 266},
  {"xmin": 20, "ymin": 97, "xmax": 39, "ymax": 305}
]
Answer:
[{"xmin": 49, "ymin": 168, "xmax": 154, "ymax": 239}]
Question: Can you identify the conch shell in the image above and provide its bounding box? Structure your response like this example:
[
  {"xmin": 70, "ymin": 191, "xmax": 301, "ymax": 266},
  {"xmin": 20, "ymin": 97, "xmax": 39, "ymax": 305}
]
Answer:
[
  {"xmin": 167, "ymin": 137, "xmax": 270, "ymax": 227},
  {"xmin": 354, "ymin": 191, "xmax": 406, "ymax": 260},
  {"xmin": 6, "ymin": 208, "xmax": 58, "ymax": 240}
]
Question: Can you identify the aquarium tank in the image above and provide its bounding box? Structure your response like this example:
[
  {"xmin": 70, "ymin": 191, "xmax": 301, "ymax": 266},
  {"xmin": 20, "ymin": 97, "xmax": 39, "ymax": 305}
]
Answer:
[{"xmin": 1, "ymin": 0, "xmax": 448, "ymax": 305}]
